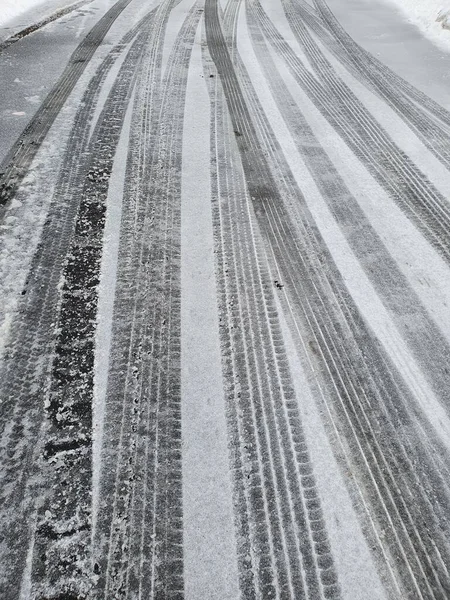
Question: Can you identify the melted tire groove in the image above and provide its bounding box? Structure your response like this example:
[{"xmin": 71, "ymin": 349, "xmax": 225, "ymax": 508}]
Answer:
[
  {"xmin": 250, "ymin": 0, "xmax": 450, "ymax": 268},
  {"xmin": 93, "ymin": 3, "xmax": 201, "ymax": 597},
  {"xmin": 0, "ymin": 20, "xmax": 149, "ymax": 598},
  {"xmin": 205, "ymin": 0, "xmax": 450, "ymax": 597},
  {"xmin": 0, "ymin": 0, "xmax": 92, "ymax": 54},
  {"xmin": 29, "ymin": 28, "xmax": 151, "ymax": 599},
  {"xmin": 0, "ymin": 0, "xmax": 134, "ymax": 217},
  {"xmin": 205, "ymin": 4, "xmax": 341, "ymax": 598}
]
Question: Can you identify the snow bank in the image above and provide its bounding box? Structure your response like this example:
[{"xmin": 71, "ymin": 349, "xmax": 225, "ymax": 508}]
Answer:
[
  {"xmin": 386, "ymin": 0, "xmax": 450, "ymax": 50},
  {"xmin": 0, "ymin": 0, "xmax": 48, "ymax": 28}
]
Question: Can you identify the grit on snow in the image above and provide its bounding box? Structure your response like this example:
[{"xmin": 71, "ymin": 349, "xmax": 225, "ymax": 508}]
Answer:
[{"xmin": 1, "ymin": 0, "xmax": 450, "ymax": 599}]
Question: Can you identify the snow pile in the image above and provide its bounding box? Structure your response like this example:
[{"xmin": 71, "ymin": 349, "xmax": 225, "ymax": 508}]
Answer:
[
  {"xmin": 437, "ymin": 7, "xmax": 450, "ymax": 29},
  {"xmin": 386, "ymin": 0, "xmax": 450, "ymax": 50},
  {"xmin": 0, "ymin": 0, "xmax": 48, "ymax": 28}
]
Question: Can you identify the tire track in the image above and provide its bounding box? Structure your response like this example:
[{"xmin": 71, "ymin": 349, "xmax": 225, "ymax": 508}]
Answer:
[
  {"xmin": 309, "ymin": 0, "xmax": 450, "ymax": 131},
  {"xmin": 246, "ymin": 4, "xmax": 450, "ymax": 464},
  {"xmin": 250, "ymin": 0, "xmax": 450, "ymax": 270},
  {"xmin": 0, "ymin": 16, "xmax": 151, "ymax": 597},
  {"xmin": 0, "ymin": 0, "xmax": 134, "ymax": 219},
  {"xmin": 282, "ymin": 0, "xmax": 450, "ymax": 178},
  {"xmin": 205, "ymin": 3, "xmax": 341, "ymax": 598},
  {"xmin": 92, "ymin": 3, "xmax": 200, "ymax": 597},
  {"xmin": 206, "ymin": 1, "xmax": 450, "ymax": 596},
  {"xmin": 29, "ymin": 24, "xmax": 153, "ymax": 599},
  {"xmin": 244, "ymin": 6, "xmax": 450, "ymax": 594},
  {"xmin": 293, "ymin": 0, "xmax": 450, "ymax": 149},
  {"xmin": 1, "ymin": 1, "xmax": 449, "ymax": 598}
]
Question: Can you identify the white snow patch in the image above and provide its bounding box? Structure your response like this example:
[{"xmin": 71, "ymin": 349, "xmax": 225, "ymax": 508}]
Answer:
[
  {"xmin": 0, "ymin": 0, "xmax": 48, "ymax": 27},
  {"xmin": 181, "ymin": 23, "xmax": 240, "ymax": 600},
  {"xmin": 384, "ymin": 0, "xmax": 450, "ymax": 50}
]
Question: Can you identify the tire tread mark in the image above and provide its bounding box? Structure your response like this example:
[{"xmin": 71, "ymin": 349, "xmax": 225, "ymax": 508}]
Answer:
[
  {"xmin": 93, "ymin": 4, "xmax": 201, "ymax": 597},
  {"xmin": 29, "ymin": 27, "xmax": 151, "ymax": 599},
  {"xmin": 205, "ymin": 3, "xmax": 341, "ymax": 598},
  {"xmin": 0, "ymin": 18, "xmax": 150, "ymax": 597},
  {"xmin": 251, "ymin": 0, "xmax": 450, "ymax": 269}
]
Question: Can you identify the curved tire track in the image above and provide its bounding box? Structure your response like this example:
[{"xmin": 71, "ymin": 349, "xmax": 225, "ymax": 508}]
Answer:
[{"xmin": 205, "ymin": 2, "xmax": 342, "ymax": 598}]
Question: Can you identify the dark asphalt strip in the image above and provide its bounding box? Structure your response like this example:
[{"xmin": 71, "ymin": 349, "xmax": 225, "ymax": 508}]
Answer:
[{"xmin": 0, "ymin": 0, "xmax": 134, "ymax": 221}]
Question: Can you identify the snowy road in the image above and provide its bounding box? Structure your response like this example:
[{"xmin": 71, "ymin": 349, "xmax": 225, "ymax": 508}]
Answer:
[{"xmin": 1, "ymin": 0, "xmax": 450, "ymax": 598}]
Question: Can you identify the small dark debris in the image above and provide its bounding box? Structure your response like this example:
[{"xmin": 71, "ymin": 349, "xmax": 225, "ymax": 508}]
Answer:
[{"xmin": 274, "ymin": 280, "xmax": 284, "ymax": 289}]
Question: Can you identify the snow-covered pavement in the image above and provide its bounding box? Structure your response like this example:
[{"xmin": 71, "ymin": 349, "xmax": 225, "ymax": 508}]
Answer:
[{"xmin": 1, "ymin": 0, "xmax": 450, "ymax": 598}]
